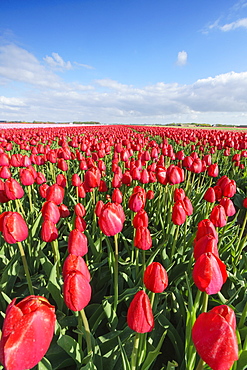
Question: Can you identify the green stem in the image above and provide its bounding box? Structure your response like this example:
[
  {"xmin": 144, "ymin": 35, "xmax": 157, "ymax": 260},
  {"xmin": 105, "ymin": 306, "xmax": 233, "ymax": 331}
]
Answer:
[
  {"xmin": 17, "ymin": 242, "xmax": 34, "ymax": 295},
  {"xmin": 201, "ymin": 292, "xmax": 209, "ymax": 313},
  {"xmin": 235, "ymin": 210, "xmax": 247, "ymax": 263},
  {"xmin": 171, "ymin": 225, "xmax": 180, "ymax": 260},
  {"xmin": 80, "ymin": 309, "xmax": 93, "ymax": 357},
  {"xmin": 131, "ymin": 333, "xmax": 141, "ymax": 370},
  {"xmin": 195, "ymin": 358, "xmax": 204, "ymax": 370},
  {"xmin": 51, "ymin": 239, "xmax": 60, "ymax": 275},
  {"xmin": 113, "ymin": 233, "xmax": 119, "ymax": 312}
]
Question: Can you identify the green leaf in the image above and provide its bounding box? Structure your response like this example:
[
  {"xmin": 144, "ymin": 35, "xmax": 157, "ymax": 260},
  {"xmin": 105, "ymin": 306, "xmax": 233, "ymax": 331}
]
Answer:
[
  {"xmin": 118, "ymin": 337, "xmax": 131, "ymax": 370},
  {"xmin": 57, "ymin": 334, "xmax": 82, "ymax": 364},
  {"xmin": 236, "ymin": 350, "xmax": 247, "ymax": 370},
  {"xmin": 37, "ymin": 357, "xmax": 53, "ymax": 370},
  {"xmin": 141, "ymin": 330, "xmax": 167, "ymax": 370},
  {"xmin": 47, "ymin": 262, "xmax": 64, "ymax": 310},
  {"xmin": 102, "ymin": 298, "xmax": 118, "ymax": 330},
  {"xmin": 166, "ymin": 361, "xmax": 178, "ymax": 370}
]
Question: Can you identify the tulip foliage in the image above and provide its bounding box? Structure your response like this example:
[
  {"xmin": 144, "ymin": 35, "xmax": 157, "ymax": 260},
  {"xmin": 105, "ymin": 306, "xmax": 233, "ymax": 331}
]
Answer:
[{"xmin": 0, "ymin": 124, "xmax": 246, "ymax": 370}]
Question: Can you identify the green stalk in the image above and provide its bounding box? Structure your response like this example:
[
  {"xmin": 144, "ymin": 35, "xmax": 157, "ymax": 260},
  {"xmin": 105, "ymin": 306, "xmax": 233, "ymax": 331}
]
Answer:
[
  {"xmin": 51, "ymin": 239, "xmax": 60, "ymax": 275},
  {"xmin": 80, "ymin": 309, "xmax": 93, "ymax": 357},
  {"xmin": 195, "ymin": 358, "xmax": 204, "ymax": 370},
  {"xmin": 17, "ymin": 242, "xmax": 34, "ymax": 295},
  {"xmin": 171, "ymin": 225, "xmax": 180, "ymax": 260},
  {"xmin": 113, "ymin": 233, "xmax": 119, "ymax": 312},
  {"xmin": 235, "ymin": 209, "xmax": 247, "ymax": 263},
  {"xmin": 131, "ymin": 333, "xmax": 141, "ymax": 370}
]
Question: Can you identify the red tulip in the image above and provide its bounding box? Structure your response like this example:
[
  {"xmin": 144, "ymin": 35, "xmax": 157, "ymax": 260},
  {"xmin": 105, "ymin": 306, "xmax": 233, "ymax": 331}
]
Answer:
[
  {"xmin": 193, "ymin": 234, "xmax": 219, "ymax": 260},
  {"xmin": 207, "ymin": 163, "xmax": 219, "ymax": 177},
  {"xmin": 143, "ymin": 262, "xmax": 168, "ymax": 293},
  {"xmin": 194, "ymin": 219, "xmax": 218, "ymax": 243},
  {"xmin": 128, "ymin": 191, "xmax": 146, "ymax": 212},
  {"xmin": 174, "ymin": 188, "xmax": 185, "ymax": 202},
  {"xmin": 192, "ymin": 252, "xmax": 227, "ymax": 294},
  {"xmin": 146, "ymin": 189, "xmax": 154, "ymax": 199},
  {"xmin": 192, "ymin": 305, "xmax": 238, "ymax": 370},
  {"xmin": 95, "ymin": 200, "xmax": 104, "ymax": 217},
  {"xmin": 57, "ymin": 158, "xmax": 68, "ymax": 171},
  {"xmin": 62, "ymin": 254, "xmax": 90, "ymax": 281},
  {"xmin": 0, "ymin": 212, "xmax": 28, "ymax": 244},
  {"xmin": 172, "ymin": 201, "xmax": 187, "ymax": 225},
  {"xmin": 56, "ymin": 173, "xmax": 67, "ymax": 188},
  {"xmin": 98, "ymin": 202, "xmax": 125, "ymax": 236},
  {"xmin": 35, "ymin": 172, "xmax": 46, "ymax": 185},
  {"xmin": 134, "ymin": 226, "xmax": 152, "ymax": 250},
  {"xmin": 41, "ymin": 220, "xmax": 58, "ymax": 242},
  {"xmin": 74, "ymin": 216, "xmax": 87, "ymax": 232},
  {"xmin": 220, "ymin": 197, "xmax": 236, "ymax": 217},
  {"xmin": 74, "ymin": 203, "xmax": 86, "ymax": 217},
  {"xmin": 59, "ymin": 204, "xmax": 70, "ymax": 218},
  {"xmin": 181, "ymin": 196, "xmax": 193, "ymax": 216},
  {"xmin": 71, "ymin": 173, "xmax": 81, "ymax": 186},
  {"xmin": 204, "ymin": 187, "xmax": 216, "ymax": 203},
  {"xmin": 112, "ymin": 188, "xmax": 123, "ymax": 204},
  {"xmin": 84, "ymin": 166, "xmax": 101, "ymax": 188},
  {"xmin": 132, "ymin": 209, "xmax": 149, "ymax": 228},
  {"xmin": 210, "ymin": 205, "xmax": 227, "ymax": 227},
  {"xmin": 46, "ymin": 184, "xmax": 65, "ymax": 205},
  {"xmin": 4, "ymin": 178, "xmax": 24, "ymax": 200},
  {"xmin": 0, "ymin": 166, "xmax": 11, "ymax": 179},
  {"xmin": 68, "ymin": 229, "xmax": 88, "ymax": 256},
  {"xmin": 42, "ymin": 201, "xmax": 61, "ymax": 224},
  {"xmin": 19, "ymin": 168, "xmax": 36, "ymax": 186},
  {"xmin": 63, "ymin": 271, "xmax": 91, "ymax": 311},
  {"xmin": 0, "ymin": 295, "xmax": 56, "ymax": 370},
  {"xmin": 127, "ymin": 290, "xmax": 154, "ymax": 333},
  {"xmin": 39, "ymin": 183, "xmax": 49, "ymax": 199},
  {"xmin": 167, "ymin": 165, "xmax": 184, "ymax": 184},
  {"xmin": 222, "ymin": 179, "xmax": 236, "ymax": 198}
]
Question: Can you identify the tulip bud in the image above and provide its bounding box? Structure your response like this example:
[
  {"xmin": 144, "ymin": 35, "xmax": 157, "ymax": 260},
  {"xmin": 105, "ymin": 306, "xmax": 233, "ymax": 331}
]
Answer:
[
  {"xmin": 41, "ymin": 220, "xmax": 58, "ymax": 242},
  {"xmin": 134, "ymin": 226, "xmax": 152, "ymax": 250},
  {"xmin": 63, "ymin": 271, "xmax": 91, "ymax": 311},
  {"xmin": 207, "ymin": 163, "xmax": 219, "ymax": 177},
  {"xmin": 219, "ymin": 197, "xmax": 236, "ymax": 217},
  {"xmin": 59, "ymin": 203, "xmax": 70, "ymax": 218},
  {"xmin": 193, "ymin": 234, "xmax": 219, "ymax": 260},
  {"xmin": 4, "ymin": 178, "xmax": 24, "ymax": 200},
  {"xmin": 194, "ymin": 219, "xmax": 218, "ymax": 243},
  {"xmin": 192, "ymin": 305, "xmax": 238, "ymax": 370},
  {"xmin": 128, "ymin": 191, "xmax": 146, "ymax": 212},
  {"xmin": 192, "ymin": 252, "xmax": 227, "ymax": 295},
  {"xmin": 127, "ymin": 290, "xmax": 154, "ymax": 333},
  {"xmin": 42, "ymin": 201, "xmax": 61, "ymax": 224},
  {"xmin": 172, "ymin": 201, "xmax": 187, "ymax": 225},
  {"xmin": 210, "ymin": 205, "xmax": 227, "ymax": 227},
  {"xmin": 98, "ymin": 202, "xmax": 125, "ymax": 236},
  {"xmin": 68, "ymin": 229, "xmax": 88, "ymax": 256},
  {"xmin": 204, "ymin": 187, "xmax": 216, "ymax": 203},
  {"xmin": 133, "ymin": 209, "xmax": 149, "ymax": 228},
  {"xmin": 0, "ymin": 212, "xmax": 28, "ymax": 244},
  {"xmin": 0, "ymin": 296, "xmax": 56, "ymax": 370},
  {"xmin": 74, "ymin": 203, "xmax": 86, "ymax": 217},
  {"xmin": 46, "ymin": 184, "xmax": 65, "ymax": 205},
  {"xmin": 143, "ymin": 262, "xmax": 168, "ymax": 293},
  {"xmin": 62, "ymin": 254, "xmax": 90, "ymax": 281}
]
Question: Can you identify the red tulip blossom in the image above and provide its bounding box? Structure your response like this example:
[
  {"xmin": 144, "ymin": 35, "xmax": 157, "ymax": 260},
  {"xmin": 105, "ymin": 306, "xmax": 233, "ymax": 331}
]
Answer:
[
  {"xmin": 220, "ymin": 197, "xmax": 236, "ymax": 217},
  {"xmin": 127, "ymin": 290, "xmax": 154, "ymax": 333},
  {"xmin": 172, "ymin": 201, "xmax": 187, "ymax": 225},
  {"xmin": 68, "ymin": 229, "xmax": 88, "ymax": 256},
  {"xmin": 192, "ymin": 305, "xmax": 238, "ymax": 370},
  {"xmin": 74, "ymin": 216, "xmax": 87, "ymax": 232},
  {"xmin": 207, "ymin": 163, "xmax": 219, "ymax": 177},
  {"xmin": 4, "ymin": 178, "xmax": 24, "ymax": 200},
  {"xmin": 42, "ymin": 201, "xmax": 61, "ymax": 224},
  {"xmin": 132, "ymin": 209, "xmax": 149, "ymax": 228},
  {"xmin": 194, "ymin": 219, "xmax": 218, "ymax": 243},
  {"xmin": 84, "ymin": 166, "xmax": 101, "ymax": 188},
  {"xmin": 0, "ymin": 212, "xmax": 28, "ymax": 244},
  {"xmin": 112, "ymin": 188, "xmax": 123, "ymax": 204},
  {"xmin": 128, "ymin": 191, "xmax": 146, "ymax": 212},
  {"xmin": 134, "ymin": 226, "xmax": 152, "ymax": 250},
  {"xmin": 193, "ymin": 252, "xmax": 227, "ymax": 294},
  {"xmin": 210, "ymin": 205, "xmax": 227, "ymax": 227},
  {"xmin": 98, "ymin": 202, "xmax": 125, "ymax": 236},
  {"xmin": 146, "ymin": 189, "xmax": 155, "ymax": 199},
  {"xmin": 0, "ymin": 295, "xmax": 56, "ymax": 370},
  {"xmin": 74, "ymin": 203, "xmax": 86, "ymax": 217},
  {"xmin": 143, "ymin": 262, "xmax": 168, "ymax": 293},
  {"xmin": 204, "ymin": 187, "xmax": 216, "ymax": 203},
  {"xmin": 46, "ymin": 184, "xmax": 65, "ymax": 205},
  {"xmin": 41, "ymin": 220, "xmax": 58, "ymax": 242},
  {"xmin": 62, "ymin": 254, "xmax": 90, "ymax": 281},
  {"xmin": 193, "ymin": 234, "xmax": 219, "ymax": 260},
  {"xmin": 174, "ymin": 188, "xmax": 186, "ymax": 202},
  {"xmin": 63, "ymin": 271, "xmax": 91, "ymax": 311}
]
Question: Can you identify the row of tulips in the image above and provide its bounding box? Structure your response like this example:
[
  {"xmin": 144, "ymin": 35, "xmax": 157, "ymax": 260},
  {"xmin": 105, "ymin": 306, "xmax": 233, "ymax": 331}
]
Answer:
[{"xmin": 0, "ymin": 124, "xmax": 246, "ymax": 370}]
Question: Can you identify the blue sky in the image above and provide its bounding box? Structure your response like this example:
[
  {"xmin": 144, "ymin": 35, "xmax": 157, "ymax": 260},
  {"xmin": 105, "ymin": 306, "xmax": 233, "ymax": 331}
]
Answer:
[{"xmin": 1, "ymin": 0, "xmax": 247, "ymax": 124}]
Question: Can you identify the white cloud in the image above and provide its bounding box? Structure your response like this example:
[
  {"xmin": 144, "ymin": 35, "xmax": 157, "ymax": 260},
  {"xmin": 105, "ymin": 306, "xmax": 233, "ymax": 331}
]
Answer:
[
  {"xmin": 176, "ymin": 51, "xmax": 187, "ymax": 66},
  {"xmin": 2, "ymin": 44, "xmax": 247, "ymax": 124},
  {"xmin": 220, "ymin": 17, "xmax": 247, "ymax": 31},
  {"xmin": 44, "ymin": 52, "xmax": 72, "ymax": 70}
]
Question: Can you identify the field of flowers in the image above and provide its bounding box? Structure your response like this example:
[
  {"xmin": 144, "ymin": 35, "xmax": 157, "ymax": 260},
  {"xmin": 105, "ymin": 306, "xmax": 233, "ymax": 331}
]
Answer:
[{"xmin": 0, "ymin": 124, "xmax": 246, "ymax": 370}]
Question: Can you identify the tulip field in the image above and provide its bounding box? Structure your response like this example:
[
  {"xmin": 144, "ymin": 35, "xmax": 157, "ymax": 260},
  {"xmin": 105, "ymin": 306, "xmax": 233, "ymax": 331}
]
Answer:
[{"xmin": 0, "ymin": 124, "xmax": 247, "ymax": 370}]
